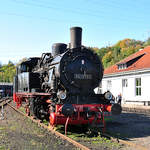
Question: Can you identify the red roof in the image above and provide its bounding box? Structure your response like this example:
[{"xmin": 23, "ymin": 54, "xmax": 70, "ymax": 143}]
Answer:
[{"xmin": 104, "ymin": 46, "xmax": 150, "ymax": 75}]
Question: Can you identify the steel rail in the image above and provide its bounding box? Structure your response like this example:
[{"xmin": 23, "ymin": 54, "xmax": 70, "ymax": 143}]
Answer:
[
  {"xmin": 7, "ymin": 103, "xmax": 90, "ymax": 150},
  {"xmin": 0, "ymin": 98, "xmax": 12, "ymax": 107},
  {"xmin": 102, "ymin": 133, "xmax": 148, "ymax": 150},
  {"xmin": 5, "ymin": 100, "xmax": 148, "ymax": 150}
]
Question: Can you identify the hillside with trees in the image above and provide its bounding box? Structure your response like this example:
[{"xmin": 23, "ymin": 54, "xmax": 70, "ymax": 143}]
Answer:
[
  {"xmin": 0, "ymin": 58, "xmax": 28, "ymax": 83},
  {"xmin": 0, "ymin": 61, "xmax": 16, "ymax": 82},
  {"xmin": 0, "ymin": 38, "xmax": 150, "ymax": 83},
  {"xmin": 91, "ymin": 38, "xmax": 149, "ymax": 68}
]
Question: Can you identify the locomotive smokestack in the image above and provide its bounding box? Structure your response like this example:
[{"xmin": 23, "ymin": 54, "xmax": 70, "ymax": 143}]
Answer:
[{"xmin": 70, "ymin": 27, "xmax": 82, "ymax": 49}]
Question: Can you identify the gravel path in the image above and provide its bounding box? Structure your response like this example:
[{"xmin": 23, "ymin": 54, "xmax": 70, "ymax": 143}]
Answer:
[
  {"xmin": 106, "ymin": 111, "xmax": 150, "ymax": 149},
  {"xmin": 1, "ymin": 102, "xmax": 148, "ymax": 150},
  {"xmin": 0, "ymin": 105, "xmax": 76, "ymax": 150}
]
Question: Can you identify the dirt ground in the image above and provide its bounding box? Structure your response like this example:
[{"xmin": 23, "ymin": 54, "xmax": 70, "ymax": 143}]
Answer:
[
  {"xmin": 0, "ymin": 104, "xmax": 124, "ymax": 150},
  {"xmin": 106, "ymin": 111, "xmax": 150, "ymax": 149},
  {"xmin": 0, "ymin": 105, "xmax": 76, "ymax": 150},
  {"xmin": 1, "ymin": 103, "xmax": 149, "ymax": 150}
]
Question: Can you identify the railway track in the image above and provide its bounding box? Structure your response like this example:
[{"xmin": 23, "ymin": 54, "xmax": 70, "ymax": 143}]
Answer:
[
  {"xmin": 0, "ymin": 97, "xmax": 11, "ymax": 107},
  {"xmin": 7, "ymin": 101, "xmax": 90, "ymax": 150},
  {"xmin": 0, "ymin": 97, "xmax": 12, "ymax": 120},
  {"xmin": 1, "ymin": 98, "xmax": 149, "ymax": 150},
  {"xmin": 102, "ymin": 133, "xmax": 148, "ymax": 150}
]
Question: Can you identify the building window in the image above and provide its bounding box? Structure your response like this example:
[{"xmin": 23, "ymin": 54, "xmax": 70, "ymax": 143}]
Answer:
[
  {"xmin": 107, "ymin": 80, "xmax": 112, "ymax": 90},
  {"xmin": 122, "ymin": 79, "xmax": 128, "ymax": 87},
  {"xmin": 118, "ymin": 63, "xmax": 127, "ymax": 70},
  {"xmin": 135, "ymin": 78, "xmax": 141, "ymax": 96}
]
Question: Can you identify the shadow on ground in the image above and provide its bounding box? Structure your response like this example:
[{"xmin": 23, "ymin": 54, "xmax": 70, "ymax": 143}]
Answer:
[{"xmin": 106, "ymin": 112, "xmax": 150, "ymax": 140}]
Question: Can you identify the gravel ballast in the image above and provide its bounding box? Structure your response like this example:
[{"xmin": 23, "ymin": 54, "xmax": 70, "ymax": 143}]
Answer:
[{"xmin": 0, "ymin": 105, "xmax": 76, "ymax": 150}]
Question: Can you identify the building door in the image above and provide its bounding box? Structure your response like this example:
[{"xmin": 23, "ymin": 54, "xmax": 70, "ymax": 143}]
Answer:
[{"xmin": 122, "ymin": 79, "xmax": 128, "ymax": 102}]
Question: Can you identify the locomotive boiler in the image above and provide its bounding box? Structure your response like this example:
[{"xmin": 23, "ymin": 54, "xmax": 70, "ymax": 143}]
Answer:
[{"xmin": 13, "ymin": 27, "xmax": 122, "ymax": 131}]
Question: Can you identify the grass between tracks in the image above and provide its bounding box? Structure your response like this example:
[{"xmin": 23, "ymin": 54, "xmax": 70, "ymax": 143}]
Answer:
[
  {"xmin": 18, "ymin": 106, "xmax": 122, "ymax": 149},
  {"xmin": 55, "ymin": 124, "xmax": 121, "ymax": 149}
]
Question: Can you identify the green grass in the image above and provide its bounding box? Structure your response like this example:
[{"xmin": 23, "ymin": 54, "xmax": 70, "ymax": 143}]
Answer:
[
  {"xmin": 104, "ymin": 118, "xmax": 113, "ymax": 121},
  {"xmin": 9, "ymin": 125, "xmax": 17, "ymax": 131},
  {"xmin": 0, "ymin": 127, "xmax": 5, "ymax": 130},
  {"xmin": 42, "ymin": 119, "xmax": 49, "ymax": 126},
  {"xmin": 55, "ymin": 124, "xmax": 122, "ymax": 149},
  {"xmin": 106, "ymin": 130, "xmax": 130, "ymax": 139},
  {"xmin": 16, "ymin": 106, "xmax": 121, "ymax": 149},
  {"xmin": 19, "ymin": 107, "xmax": 26, "ymax": 113},
  {"xmin": 0, "ymin": 146, "xmax": 5, "ymax": 150}
]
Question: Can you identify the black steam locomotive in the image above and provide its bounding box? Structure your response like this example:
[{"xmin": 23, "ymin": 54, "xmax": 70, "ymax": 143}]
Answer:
[{"xmin": 13, "ymin": 27, "xmax": 121, "ymax": 131}]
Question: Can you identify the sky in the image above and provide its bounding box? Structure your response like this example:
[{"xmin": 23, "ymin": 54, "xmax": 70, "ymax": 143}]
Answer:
[{"xmin": 0, "ymin": 0, "xmax": 150, "ymax": 64}]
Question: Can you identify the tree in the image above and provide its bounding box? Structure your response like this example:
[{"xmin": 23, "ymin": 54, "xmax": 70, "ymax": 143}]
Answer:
[
  {"xmin": 0, "ymin": 63, "xmax": 16, "ymax": 82},
  {"xmin": 112, "ymin": 46, "xmax": 121, "ymax": 63},
  {"xmin": 92, "ymin": 38, "xmax": 144, "ymax": 69},
  {"xmin": 144, "ymin": 37, "xmax": 150, "ymax": 46},
  {"xmin": 102, "ymin": 51, "xmax": 113, "ymax": 68},
  {"xmin": 8, "ymin": 60, "xmax": 14, "ymax": 65}
]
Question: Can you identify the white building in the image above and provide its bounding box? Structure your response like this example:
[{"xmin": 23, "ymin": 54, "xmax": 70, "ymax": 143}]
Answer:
[{"xmin": 102, "ymin": 46, "xmax": 150, "ymax": 106}]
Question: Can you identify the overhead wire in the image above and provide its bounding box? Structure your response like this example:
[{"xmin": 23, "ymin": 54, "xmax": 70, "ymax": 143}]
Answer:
[
  {"xmin": 0, "ymin": 11, "xmax": 114, "ymax": 30},
  {"xmin": 1, "ymin": 0, "xmax": 149, "ymax": 40},
  {"xmin": 82, "ymin": 0, "xmax": 149, "ymax": 20},
  {"xmin": 10, "ymin": 0, "xmax": 106, "ymax": 19},
  {"xmin": 7, "ymin": 0, "xmax": 148, "ymax": 24},
  {"xmin": 0, "ymin": 0, "xmax": 123, "ymax": 30},
  {"xmin": 1, "ymin": 1, "xmax": 148, "ymax": 63}
]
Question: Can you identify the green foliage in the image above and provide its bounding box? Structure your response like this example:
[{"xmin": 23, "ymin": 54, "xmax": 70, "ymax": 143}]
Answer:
[
  {"xmin": 0, "ymin": 62, "xmax": 16, "ymax": 82},
  {"xmin": 0, "ymin": 37, "xmax": 148, "ymax": 82},
  {"xmin": 91, "ymin": 38, "xmax": 145, "ymax": 68},
  {"xmin": 144, "ymin": 37, "xmax": 150, "ymax": 46}
]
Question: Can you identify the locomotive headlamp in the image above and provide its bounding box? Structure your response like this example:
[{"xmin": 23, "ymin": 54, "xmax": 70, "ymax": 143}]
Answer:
[
  {"xmin": 57, "ymin": 91, "xmax": 67, "ymax": 100},
  {"xmin": 104, "ymin": 91, "xmax": 113, "ymax": 100}
]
